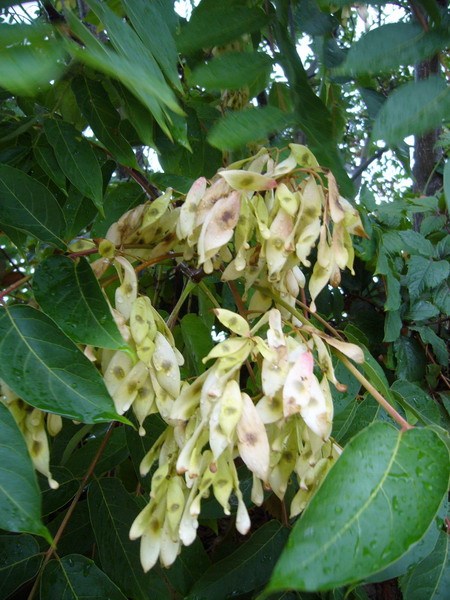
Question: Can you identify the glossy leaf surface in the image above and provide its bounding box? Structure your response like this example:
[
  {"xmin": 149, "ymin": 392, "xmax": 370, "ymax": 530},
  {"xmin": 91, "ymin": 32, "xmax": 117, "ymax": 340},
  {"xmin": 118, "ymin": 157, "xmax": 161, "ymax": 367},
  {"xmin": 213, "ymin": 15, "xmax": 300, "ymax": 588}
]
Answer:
[
  {"xmin": 33, "ymin": 255, "xmax": 124, "ymax": 349},
  {"xmin": 267, "ymin": 422, "xmax": 450, "ymax": 592},
  {"xmin": 0, "ymin": 534, "xmax": 42, "ymax": 599},
  {"xmin": 0, "ymin": 403, "xmax": 50, "ymax": 540},
  {"xmin": 0, "ymin": 164, "xmax": 66, "ymax": 250},
  {"xmin": 400, "ymin": 530, "xmax": 450, "ymax": 600},
  {"xmin": 41, "ymin": 554, "xmax": 127, "ymax": 600},
  {"xmin": 0, "ymin": 305, "xmax": 126, "ymax": 423}
]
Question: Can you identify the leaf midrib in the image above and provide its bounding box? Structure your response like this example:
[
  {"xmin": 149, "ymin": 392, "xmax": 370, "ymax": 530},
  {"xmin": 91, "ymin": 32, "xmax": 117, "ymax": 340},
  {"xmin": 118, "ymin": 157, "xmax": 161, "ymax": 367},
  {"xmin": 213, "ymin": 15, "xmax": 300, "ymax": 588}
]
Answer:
[{"xmin": 2, "ymin": 308, "xmax": 110, "ymax": 413}]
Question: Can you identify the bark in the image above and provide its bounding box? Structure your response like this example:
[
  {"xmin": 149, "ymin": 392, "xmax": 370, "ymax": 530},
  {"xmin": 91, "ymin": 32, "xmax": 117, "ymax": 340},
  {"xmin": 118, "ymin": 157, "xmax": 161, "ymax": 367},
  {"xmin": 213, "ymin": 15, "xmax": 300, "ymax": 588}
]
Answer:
[{"xmin": 413, "ymin": 55, "xmax": 443, "ymax": 197}]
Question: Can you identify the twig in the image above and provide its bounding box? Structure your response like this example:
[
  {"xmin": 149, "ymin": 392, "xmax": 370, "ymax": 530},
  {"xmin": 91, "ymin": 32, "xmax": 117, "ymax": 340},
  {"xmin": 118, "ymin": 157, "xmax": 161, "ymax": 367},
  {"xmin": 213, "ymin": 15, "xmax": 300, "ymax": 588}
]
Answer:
[
  {"xmin": 0, "ymin": 275, "xmax": 32, "ymax": 302},
  {"xmin": 335, "ymin": 351, "xmax": 413, "ymax": 431},
  {"xmin": 0, "ymin": 246, "xmax": 22, "ymax": 271},
  {"xmin": 135, "ymin": 253, "xmax": 183, "ymax": 274},
  {"xmin": 294, "ymin": 298, "xmax": 345, "ymax": 340},
  {"xmin": 253, "ymin": 285, "xmax": 413, "ymax": 431},
  {"xmin": 409, "ymin": 0, "xmax": 429, "ymax": 31},
  {"xmin": 67, "ymin": 247, "xmax": 99, "ymax": 258},
  {"xmin": 101, "ymin": 252, "xmax": 183, "ymax": 288},
  {"xmin": 351, "ymin": 148, "xmax": 386, "ymax": 181},
  {"xmin": 166, "ymin": 280, "xmax": 196, "ymax": 330},
  {"xmin": 227, "ymin": 280, "xmax": 247, "ymax": 317},
  {"xmin": 88, "ymin": 140, "xmax": 160, "ymax": 200},
  {"xmin": 27, "ymin": 422, "xmax": 117, "ymax": 600}
]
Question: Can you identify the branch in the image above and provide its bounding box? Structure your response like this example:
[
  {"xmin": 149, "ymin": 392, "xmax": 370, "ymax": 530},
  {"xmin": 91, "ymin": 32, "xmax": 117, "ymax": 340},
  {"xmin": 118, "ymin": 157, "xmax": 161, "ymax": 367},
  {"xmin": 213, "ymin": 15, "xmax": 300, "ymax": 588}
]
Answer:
[
  {"xmin": 253, "ymin": 285, "xmax": 414, "ymax": 431},
  {"xmin": 27, "ymin": 422, "xmax": 117, "ymax": 600},
  {"xmin": 335, "ymin": 352, "xmax": 413, "ymax": 431},
  {"xmin": 0, "ymin": 275, "xmax": 32, "ymax": 302},
  {"xmin": 351, "ymin": 148, "xmax": 387, "ymax": 181},
  {"xmin": 409, "ymin": 0, "xmax": 429, "ymax": 31}
]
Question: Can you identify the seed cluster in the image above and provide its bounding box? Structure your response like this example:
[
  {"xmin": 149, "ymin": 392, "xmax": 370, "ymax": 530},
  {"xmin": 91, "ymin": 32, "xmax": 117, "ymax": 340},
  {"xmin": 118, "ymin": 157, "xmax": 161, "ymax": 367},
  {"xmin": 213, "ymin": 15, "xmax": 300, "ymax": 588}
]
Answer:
[
  {"xmin": 0, "ymin": 144, "xmax": 368, "ymax": 572},
  {"xmin": 91, "ymin": 145, "xmax": 367, "ymax": 570}
]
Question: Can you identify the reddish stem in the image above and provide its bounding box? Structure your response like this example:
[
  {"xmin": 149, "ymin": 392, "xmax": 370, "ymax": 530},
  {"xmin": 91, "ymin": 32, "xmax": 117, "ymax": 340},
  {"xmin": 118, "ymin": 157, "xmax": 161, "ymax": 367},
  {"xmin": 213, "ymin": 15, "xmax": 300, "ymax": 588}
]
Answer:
[{"xmin": 0, "ymin": 275, "xmax": 32, "ymax": 302}]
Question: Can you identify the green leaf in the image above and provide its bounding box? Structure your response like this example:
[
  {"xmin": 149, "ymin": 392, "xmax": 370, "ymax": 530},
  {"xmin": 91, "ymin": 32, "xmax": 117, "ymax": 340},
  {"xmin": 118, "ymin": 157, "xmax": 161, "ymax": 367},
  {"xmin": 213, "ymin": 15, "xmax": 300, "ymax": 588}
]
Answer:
[
  {"xmin": 405, "ymin": 256, "xmax": 450, "ymax": 299},
  {"xmin": 385, "ymin": 270, "xmax": 401, "ymax": 311},
  {"xmin": 444, "ymin": 159, "xmax": 450, "ymax": 212},
  {"xmin": 394, "ymin": 337, "xmax": 426, "ymax": 381},
  {"xmin": 177, "ymin": 5, "xmax": 270, "ymax": 54},
  {"xmin": 188, "ymin": 521, "xmax": 289, "ymax": 600},
  {"xmin": 121, "ymin": 0, "xmax": 182, "ymax": 92},
  {"xmin": 34, "ymin": 142, "xmax": 67, "ymax": 190},
  {"xmin": 72, "ymin": 77, "xmax": 138, "ymax": 168},
  {"xmin": 65, "ymin": 426, "xmax": 128, "ymax": 478},
  {"xmin": 0, "ymin": 534, "xmax": 42, "ymax": 599},
  {"xmin": 47, "ymin": 500, "xmax": 94, "ymax": 557},
  {"xmin": 0, "ymin": 164, "xmax": 66, "ymax": 250},
  {"xmin": 208, "ymin": 106, "xmax": 290, "ymax": 151},
  {"xmin": 359, "ymin": 87, "xmax": 386, "ymax": 120},
  {"xmin": 40, "ymin": 554, "xmax": 128, "ymax": 600},
  {"xmin": 0, "ymin": 403, "xmax": 50, "ymax": 540},
  {"xmin": 331, "ymin": 360, "xmax": 362, "ymax": 415},
  {"xmin": 412, "ymin": 325, "xmax": 448, "ymax": 367},
  {"xmin": 273, "ymin": 5, "xmax": 353, "ymax": 197},
  {"xmin": 165, "ymin": 539, "xmax": 211, "ymax": 597},
  {"xmin": 33, "ymin": 255, "xmax": 124, "ymax": 349},
  {"xmin": 407, "ymin": 300, "xmax": 440, "ymax": 321},
  {"xmin": 113, "ymin": 82, "xmax": 155, "ymax": 147},
  {"xmin": 433, "ymin": 280, "xmax": 450, "ymax": 314},
  {"xmin": 88, "ymin": 478, "xmax": 170, "ymax": 600},
  {"xmin": 41, "ymin": 466, "xmax": 78, "ymax": 517},
  {"xmin": 0, "ymin": 305, "xmax": 126, "ymax": 424},
  {"xmin": 400, "ymin": 531, "xmax": 450, "ymax": 600},
  {"xmin": 149, "ymin": 172, "xmax": 194, "ymax": 194},
  {"xmin": 44, "ymin": 119, "xmax": 104, "ymax": 213},
  {"xmin": 191, "ymin": 51, "xmax": 273, "ymax": 91},
  {"xmin": 0, "ymin": 24, "xmax": 66, "ymax": 96},
  {"xmin": 398, "ymin": 230, "xmax": 434, "ymax": 257},
  {"xmin": 384, "ymin": 309, "xmax": 402, "ymax": 343},
  {"xmin": 391, "ymin": 380, "xmax": 441, "ymax": 426},
  {"xmin": 62, "ymin": 186, "xmax": 98, "ymax": 240},
  {"xmin": 266, "ymin": 422, "xmax": 450, "ymax": 593},
  {"xmin": 293, "ymin": 0, "xmax": 337, "ymax": 36},
  {"xmin": 333, "ymin": 396, "xmax": 381, "ymax": 446},
  {"xmin": 367, "ymin": 498, "xmax": 446, "ymax": 583},
  {"xmin": 180, "ymin": 314, "xmax": 214, "ymax": 375},
  {"xmin": 91, "ymin": 181, "xmax": 146, "ymax": 238},
  {"xmin": 344, "ymin": 328, "xmax": 396, "ymax": 404},
  {"xmin": 373, "ymin": 76, "xmax": 450, "ymax": 145},
  {"xmin": 83, "ymin": 0, "xmax": 181, "ymax": 117},
  {"xmin": 337, "ymin": 23, "xmax": 449, "ymax": 76},
  {"xmin": 64, "ymin": 14, "xmax": 175, "ymax": 140},
  {"xmin": 420, "ymin": 215, "xmax": 447, "ymax": 237}
]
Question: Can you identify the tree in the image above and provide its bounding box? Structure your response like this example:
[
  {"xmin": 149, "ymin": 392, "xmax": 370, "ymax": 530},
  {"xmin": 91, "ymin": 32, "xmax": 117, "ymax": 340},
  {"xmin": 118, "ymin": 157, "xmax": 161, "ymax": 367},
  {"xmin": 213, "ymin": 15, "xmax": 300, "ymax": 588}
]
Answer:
[{"xmin": 0, "ymin": 1, "xmax": 449, "ymax": 599}]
